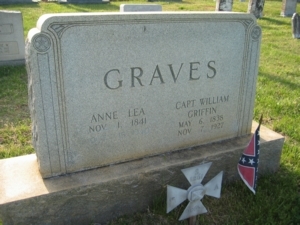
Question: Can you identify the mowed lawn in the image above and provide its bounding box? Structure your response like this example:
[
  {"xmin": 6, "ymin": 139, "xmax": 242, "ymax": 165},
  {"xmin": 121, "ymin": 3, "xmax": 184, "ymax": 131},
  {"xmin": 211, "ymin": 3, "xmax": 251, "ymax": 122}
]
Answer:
[{"xmin": 0, "ymin": 0, "xmax": 299, "ymax": 224}]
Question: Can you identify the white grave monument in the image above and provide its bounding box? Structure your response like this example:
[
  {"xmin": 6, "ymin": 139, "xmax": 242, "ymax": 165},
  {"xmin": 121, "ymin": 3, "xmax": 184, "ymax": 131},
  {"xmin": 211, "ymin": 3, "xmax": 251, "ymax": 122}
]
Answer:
[
  {"xmin": 0, "ymin": 11, "xmax": 25, "ymax": 66},
  {"xmin": 0, "ymin": 12, "xmax": 284, "ymax": 225},
  {"xmin": 26, "ymin": 12, "xmax": 261, "ymax": 178}
]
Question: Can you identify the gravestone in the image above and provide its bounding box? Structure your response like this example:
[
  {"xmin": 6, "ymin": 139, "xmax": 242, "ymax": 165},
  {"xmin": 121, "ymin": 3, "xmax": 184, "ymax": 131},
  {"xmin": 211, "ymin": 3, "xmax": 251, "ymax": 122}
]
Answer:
[
  {"xmin": 58, "ymin": 0, "xmax": 109, "ymax": 3},
  {"xmin": 281, "ymin": 0, "xmax": 297, "ymax": 17},
  {"xmin": 0, "ymin": 12, "xmax": 285, "ymax": 225},
  {"xmin": 215, "ymin": 0, "xmax": 233, "ymax": 11},
  {"xmin": 120, "ymin": 4, "xmax": 162, "ymax": 12},
  {"xmin": 0, "ymin": 11, "xmax": 25, "ymax": 66},
  {"xmin": 292, "ymin": 13, "xmax": 300, "ymax": 38},
  {"xmin": 247, "ymin": 0, "xmax": 265, "ymax": 19},
  {"xmin": 26, "ymin": 12, "xmax": 262, "ymax": 178}
]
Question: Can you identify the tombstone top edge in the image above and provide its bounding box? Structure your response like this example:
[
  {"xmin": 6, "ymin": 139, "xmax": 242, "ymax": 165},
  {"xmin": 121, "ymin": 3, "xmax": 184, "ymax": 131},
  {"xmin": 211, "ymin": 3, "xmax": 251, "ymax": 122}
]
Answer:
[{"xmin": 35, "ymin": 11, "xmax": 257, "ymax": 32}]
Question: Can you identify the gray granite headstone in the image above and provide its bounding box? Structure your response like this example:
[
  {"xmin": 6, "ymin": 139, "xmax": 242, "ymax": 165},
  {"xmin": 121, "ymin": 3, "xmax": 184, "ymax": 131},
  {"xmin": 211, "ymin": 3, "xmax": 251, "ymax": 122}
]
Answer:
[
  {"xmin": 292, "ymin": 13, "xmax": 300, "ymax": 38},
  {"xmin": 215, "ymin": 0, "xmax": 233, "ymax": 11},
  {"xmin": 120, "ymin": 4, "xmax": 162, "ymax": 12},
  {"xmin": 281, "ymin": 0, "xmax": 297, "ymax": 17},
  {"xmin": 247, "ymin": 0, "xmax": 265, "ymax": 19},
  {"xmin": 26, "ymin": 12, "xmax": 261, "ymax": 178},
  {"xmin": 0, "ymin": 11, "xmax": 25, "ymax": 66}
]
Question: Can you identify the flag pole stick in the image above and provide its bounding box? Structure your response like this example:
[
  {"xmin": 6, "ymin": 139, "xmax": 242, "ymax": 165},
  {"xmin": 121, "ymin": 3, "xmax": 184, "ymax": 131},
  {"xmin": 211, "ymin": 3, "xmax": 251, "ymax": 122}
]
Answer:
[
  {"xmin": 259, "ymin": 114, "xmax": 263, "ymax": 126},
  {"xmin": 189, "ymin": 216, "xmax": 197, "ymax": 225}
]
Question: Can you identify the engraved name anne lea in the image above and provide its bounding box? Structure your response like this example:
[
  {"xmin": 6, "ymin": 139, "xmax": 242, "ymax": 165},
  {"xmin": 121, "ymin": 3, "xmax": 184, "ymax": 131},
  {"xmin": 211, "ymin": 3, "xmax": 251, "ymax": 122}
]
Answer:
[{"xmin": 88, "ymin": 94, "xmax": 229, "ymax": 139}]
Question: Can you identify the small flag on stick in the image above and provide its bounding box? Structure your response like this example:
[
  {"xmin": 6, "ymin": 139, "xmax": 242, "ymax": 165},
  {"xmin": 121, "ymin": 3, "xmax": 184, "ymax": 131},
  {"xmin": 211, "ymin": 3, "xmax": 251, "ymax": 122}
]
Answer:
[{"xmin": 237, "ymin": 116, "xmax": 263, "ymax": 194}]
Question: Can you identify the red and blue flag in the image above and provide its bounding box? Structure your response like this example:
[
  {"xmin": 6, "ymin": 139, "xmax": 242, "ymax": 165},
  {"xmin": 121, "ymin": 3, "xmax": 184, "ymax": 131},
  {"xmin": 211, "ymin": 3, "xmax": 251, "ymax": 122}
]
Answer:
[{"xmin": 237, "ymin": 116, "xmax": 262, "ymax": 194}]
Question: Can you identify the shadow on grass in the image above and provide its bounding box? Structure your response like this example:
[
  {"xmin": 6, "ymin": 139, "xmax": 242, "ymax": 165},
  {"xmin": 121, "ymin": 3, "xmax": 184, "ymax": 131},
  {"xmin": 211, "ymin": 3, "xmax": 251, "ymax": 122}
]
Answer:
[
  {"xmin": 259, "ymin": 17, "xmax": 290, "ymax": 26},
  {"xmin": 0, "ymin": 65, "xmax": 26, "ymax": 79},
  {"xmin": 58, "ymin": 2, "xmax": 120, "ymax": 12},
  {"xmin": 259, "ymin": 71, "xmax": 300, "ymax": 90},
  {"xmin": 0, "ymin": 3, "xmax": 40, "ymax": 8}
]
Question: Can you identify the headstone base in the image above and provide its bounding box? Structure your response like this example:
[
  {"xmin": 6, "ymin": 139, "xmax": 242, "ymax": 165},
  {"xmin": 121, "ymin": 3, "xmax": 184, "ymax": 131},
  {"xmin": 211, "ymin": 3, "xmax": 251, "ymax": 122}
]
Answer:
[{"xmin": 0, "ymin": 122, "xmax": 284, "ymax": 225}]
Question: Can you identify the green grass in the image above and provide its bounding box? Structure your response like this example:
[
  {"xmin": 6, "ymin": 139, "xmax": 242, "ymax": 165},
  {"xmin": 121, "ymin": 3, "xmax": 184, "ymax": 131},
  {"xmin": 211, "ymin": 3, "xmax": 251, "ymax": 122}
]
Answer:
[
  {"xmin": 0, "ymin": 66, "xmax": 33, "ymax": 158},
  {"xmin": 0, "ymin": 1, "xmax": 300, "ymax": 224}
]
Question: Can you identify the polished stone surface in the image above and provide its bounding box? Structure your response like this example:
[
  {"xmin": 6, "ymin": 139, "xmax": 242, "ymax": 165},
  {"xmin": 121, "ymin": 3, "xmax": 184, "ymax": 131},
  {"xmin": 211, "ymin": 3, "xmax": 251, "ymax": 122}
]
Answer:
[{"xmin": 26, "ymin": 12, "xmax": 261, "ymax": 178}]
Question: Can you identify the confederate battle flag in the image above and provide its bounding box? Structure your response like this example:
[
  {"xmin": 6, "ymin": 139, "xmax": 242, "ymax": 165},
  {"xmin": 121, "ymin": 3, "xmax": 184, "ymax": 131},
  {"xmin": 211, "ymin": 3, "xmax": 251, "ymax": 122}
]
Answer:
[{"xmin": 237, "ymin": 116, "xmax": 263, "ymax": 194}]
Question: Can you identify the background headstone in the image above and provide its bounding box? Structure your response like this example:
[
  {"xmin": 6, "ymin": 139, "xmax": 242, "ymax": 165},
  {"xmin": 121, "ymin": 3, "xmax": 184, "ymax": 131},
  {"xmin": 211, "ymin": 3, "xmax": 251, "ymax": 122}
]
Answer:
[
  {"xmin": 0, "ymin": 11, "xmax": 25, "ymax": 66},
  {"xmin": 247, "ymin": 0, "xmax": 265, "ymax": 19},
  {"xmin": 215, "ymin": 0, "xmax": 233, "ymax": 11},
  {"xmin": 292, "ymin": 13, "xmax": 300, "ymax": 38},
  {"xmin": 26, "ymin": 12, "xmax": 261, "ymax": 178},
  {"xmin": 120, "ymin": 4, "xmax": 162, "ymax": 12},
  {"xmin": 281, "ymin": 0, "xmax": 297, "ymax": 17}
]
